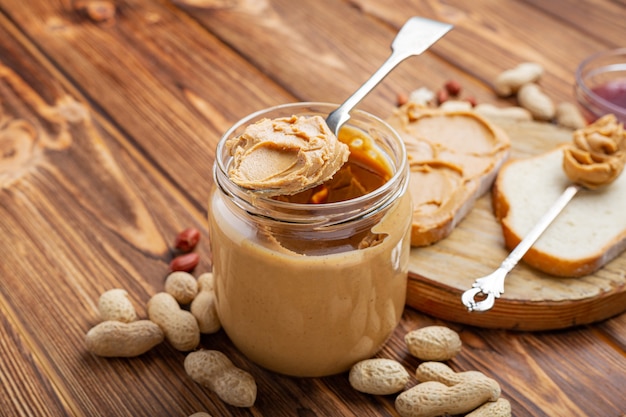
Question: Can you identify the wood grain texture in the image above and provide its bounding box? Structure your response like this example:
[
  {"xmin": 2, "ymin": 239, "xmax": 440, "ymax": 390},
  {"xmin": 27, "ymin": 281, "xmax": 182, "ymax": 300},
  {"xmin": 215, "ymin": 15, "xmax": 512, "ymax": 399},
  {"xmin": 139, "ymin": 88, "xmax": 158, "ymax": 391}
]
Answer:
[
  {"xmin": 0, "ymin": 16, "xmax": 210, "ymax": 416},
  {"xmin": 0, "ymin": 0, "xmax": 294, "ymax": 206},
  {"xmin": 0, "ymin": 0, "xmax": 625, "ymax": 416},
  {"xmin": 523, "ymin": 0, "xmax": 626, "ymax": 48},
  {"xmin": 167, "ymin": 0, "xmax": 455, "ymax": 111}
]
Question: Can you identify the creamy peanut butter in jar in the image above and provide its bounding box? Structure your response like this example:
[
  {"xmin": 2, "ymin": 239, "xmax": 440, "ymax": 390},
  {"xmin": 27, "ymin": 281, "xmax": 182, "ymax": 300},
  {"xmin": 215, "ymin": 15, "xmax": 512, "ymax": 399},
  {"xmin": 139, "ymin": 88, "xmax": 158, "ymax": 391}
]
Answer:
[{"xmin": 208, "ymin": 102, "xmax": 412, "ymax": 377}]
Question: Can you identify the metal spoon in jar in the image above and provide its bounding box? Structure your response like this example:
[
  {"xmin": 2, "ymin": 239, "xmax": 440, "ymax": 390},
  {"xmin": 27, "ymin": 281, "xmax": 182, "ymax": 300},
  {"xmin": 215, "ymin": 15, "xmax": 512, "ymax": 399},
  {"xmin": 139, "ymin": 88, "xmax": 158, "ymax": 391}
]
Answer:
[
  {"xmin": 325, "ymin": 16, "xmax": 453, "ymax": 136},
  {"xmin": 230, "ymin": 17, "xmax": 453, "ymax": 198}
]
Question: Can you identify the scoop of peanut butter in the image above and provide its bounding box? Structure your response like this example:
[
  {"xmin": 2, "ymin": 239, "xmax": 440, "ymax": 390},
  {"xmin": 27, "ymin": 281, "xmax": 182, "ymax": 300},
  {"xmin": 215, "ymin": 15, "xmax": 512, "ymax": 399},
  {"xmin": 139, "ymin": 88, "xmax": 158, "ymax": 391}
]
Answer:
[
  {"xmin": 563, "ymin": 114, "xmax": 626, "ymax": 189},
  {"xmin": 226, "ymin": 115, "xmax": 350, "ymax": 196}
]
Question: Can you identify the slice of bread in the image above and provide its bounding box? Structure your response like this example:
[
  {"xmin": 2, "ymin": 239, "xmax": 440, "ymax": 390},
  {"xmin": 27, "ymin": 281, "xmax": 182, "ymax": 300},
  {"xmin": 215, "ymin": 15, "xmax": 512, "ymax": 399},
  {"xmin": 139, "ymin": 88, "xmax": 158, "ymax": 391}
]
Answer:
[
  {"xmin": 387, "ymin": 106, "xmax": 510, "ymax": 246},
  {"xmin": 493, "ymin": 145, "xmax": 626, "ymax": 277}
]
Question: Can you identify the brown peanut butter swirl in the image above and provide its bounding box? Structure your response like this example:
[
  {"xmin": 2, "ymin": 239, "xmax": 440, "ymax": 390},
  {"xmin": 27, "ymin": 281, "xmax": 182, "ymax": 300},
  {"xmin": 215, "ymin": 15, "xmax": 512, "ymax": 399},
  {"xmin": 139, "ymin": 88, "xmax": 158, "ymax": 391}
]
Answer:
[
  {"xmin": 226, "ymin": 115, "xmax": 350, "ymax": 196},
  {"xmin": 563, "ymin": 114, "xmax": 626, "ymax": 189}
]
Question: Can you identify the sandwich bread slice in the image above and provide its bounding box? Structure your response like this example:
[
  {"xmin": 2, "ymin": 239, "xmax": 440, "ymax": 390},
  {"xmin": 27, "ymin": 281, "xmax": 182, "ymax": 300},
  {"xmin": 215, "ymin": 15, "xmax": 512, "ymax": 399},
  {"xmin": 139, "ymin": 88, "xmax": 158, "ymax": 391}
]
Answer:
[
  {"xmin": 492, "ymin": 145, "xmax": 626, "ymax": 277},
  {"xmin": 388, "ymin": 105, "xmax": 511, "ymax": 246}
]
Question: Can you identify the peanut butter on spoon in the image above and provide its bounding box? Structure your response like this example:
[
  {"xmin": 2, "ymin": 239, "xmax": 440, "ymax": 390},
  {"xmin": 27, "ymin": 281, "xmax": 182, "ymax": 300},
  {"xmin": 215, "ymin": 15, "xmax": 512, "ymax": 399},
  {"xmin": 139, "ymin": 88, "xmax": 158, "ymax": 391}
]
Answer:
[
  {"xmin": 563, "ymin": 114, "xmax": 626, "ymax": 189},
  {"xmin": 225, "ymin": 115, "xmax": 350, "ymax": 197},
  {"xmin": 226, "ymin": 17, "xmax": 455, "ymax": 198}
]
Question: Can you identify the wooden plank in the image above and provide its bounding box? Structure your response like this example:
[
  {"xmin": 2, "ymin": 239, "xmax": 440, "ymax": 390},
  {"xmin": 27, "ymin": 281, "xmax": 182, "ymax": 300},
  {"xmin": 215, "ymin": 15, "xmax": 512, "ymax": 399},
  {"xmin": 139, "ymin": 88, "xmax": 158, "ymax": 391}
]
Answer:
[
  {"xmin": 0, "ymin": 311, "xmax": 71, "ymax": 416},
  {"xmin": 523, "ymin": 0, "xmax": 626, "ymax": 48},
  {"xmin": 0, "ymin": 1, "xmax": 624, "ymax": 416},
  {"xmin": 171, "ymin": 0, "xmax": 496, "ymax": 114},
  {"xmin": 0, "ymin": 0, "xmax": 294, "ymax": 206},
  {"xmin": 0, "ymin": 18, "xmax": 215, "ymax": 416},
  {"xmin": 0, "ymin": 5, "xmax": 403, "ymax": 417},
  {"xmin": 0, "ymin": 11, "xmax": 410, "ymax": 417},
  {"xmin": 598, "ymin": 312, "xmax": 626, "ymax": 351},
  {"xmin": 345, "ymin": 0, "xmax": 621, "ymax": 104}
]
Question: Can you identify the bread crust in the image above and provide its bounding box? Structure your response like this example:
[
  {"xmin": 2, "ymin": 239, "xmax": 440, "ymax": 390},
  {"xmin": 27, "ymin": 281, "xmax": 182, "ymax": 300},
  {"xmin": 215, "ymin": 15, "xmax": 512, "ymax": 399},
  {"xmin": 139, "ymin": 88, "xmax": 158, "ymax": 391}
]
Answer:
[
  {"xmin": 411, "ymin": 164, "xmax": 504, "ymax": 246},
  {"xmin": 492, "ymin": 146, "xmax": 626, "ymax": 277}
]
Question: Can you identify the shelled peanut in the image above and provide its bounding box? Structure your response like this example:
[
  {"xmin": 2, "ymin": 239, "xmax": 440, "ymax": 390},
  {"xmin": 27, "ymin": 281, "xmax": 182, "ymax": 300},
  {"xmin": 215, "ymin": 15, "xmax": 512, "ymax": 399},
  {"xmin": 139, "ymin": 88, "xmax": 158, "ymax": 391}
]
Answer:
[
  {"xmin": 169, "ymin": 227, "xmax": 202, "ymax": 272},
  {"xmin": 494, "ymin": 62, "xmax": 543, "ymax": 97},
  {"xmin": 517, "ymin": 83, "xmax": 555, "ymax": 121},
  {"xmin": 414, "ymin": 361, "xmax": 486, "ymax": 386},
  {"xmin": 556, "ymin": 101, "xmax": 586, "ymax": 129},
  {"xmin": 466, "ymin": 398, "xmax": 512, "ymax": 417},
  {"xmin": 164, "ymin": 271, "xmax": 199, "ymax": 305},
  {"xmin": 473, "ymin": 103, "xmax": 532, "ymax": 121},
  {"xmin": 97, "ymin": 288, "xmax": 137, "ymax": 323}
]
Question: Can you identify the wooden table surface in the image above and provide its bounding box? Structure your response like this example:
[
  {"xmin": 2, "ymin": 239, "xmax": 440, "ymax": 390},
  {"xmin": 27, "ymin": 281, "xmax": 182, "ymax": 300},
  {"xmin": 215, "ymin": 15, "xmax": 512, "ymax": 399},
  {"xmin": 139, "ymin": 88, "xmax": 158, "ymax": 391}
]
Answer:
[{"xmin": 1, "ymin": 1, "xmax": 625, "ymax": 416}]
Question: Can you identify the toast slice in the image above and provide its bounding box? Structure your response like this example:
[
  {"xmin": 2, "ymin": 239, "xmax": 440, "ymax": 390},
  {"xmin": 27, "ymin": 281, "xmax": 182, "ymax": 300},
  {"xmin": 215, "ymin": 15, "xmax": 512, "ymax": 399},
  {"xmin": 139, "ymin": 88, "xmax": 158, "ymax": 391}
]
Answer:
[
  {"xmin": 387, "ymin": 105, "xmax": 510, "ymax": 246},
  {"xmin": 492, "ymin": 145, "xmax": 626, "ymax": 277}
]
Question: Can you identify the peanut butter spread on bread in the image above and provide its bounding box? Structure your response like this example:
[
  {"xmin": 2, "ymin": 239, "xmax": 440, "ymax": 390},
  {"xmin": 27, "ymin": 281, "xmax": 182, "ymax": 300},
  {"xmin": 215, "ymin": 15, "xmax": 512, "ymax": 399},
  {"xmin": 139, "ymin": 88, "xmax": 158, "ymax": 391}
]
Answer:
[
  {"xmin": 226, "ymin": 115, "xmax": 350, "ymax": 196},
  {"xmin": 388, "ymin": 104, "xmax": 510, "ymax": 246},
  {"xmin": 563, "ymin": 114, "xmax": 626, "ymax": 189}
]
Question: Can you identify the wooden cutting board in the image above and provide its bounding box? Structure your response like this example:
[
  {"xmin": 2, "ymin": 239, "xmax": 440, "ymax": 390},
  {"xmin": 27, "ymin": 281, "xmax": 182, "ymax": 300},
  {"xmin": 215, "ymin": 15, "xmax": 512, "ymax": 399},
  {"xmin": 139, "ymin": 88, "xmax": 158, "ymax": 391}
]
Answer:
[{"xmin": 406, "ymin": 118, "xmax": 626, "ymax": 331}]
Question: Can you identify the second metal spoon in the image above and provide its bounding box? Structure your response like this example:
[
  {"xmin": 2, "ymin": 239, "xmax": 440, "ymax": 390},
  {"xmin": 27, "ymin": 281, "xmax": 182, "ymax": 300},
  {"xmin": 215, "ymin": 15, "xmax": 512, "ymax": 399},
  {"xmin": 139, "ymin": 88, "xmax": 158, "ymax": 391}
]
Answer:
[
  {"xmin": 325, "ymin": 16, "xmax": 453, "ymax": 136},
  {"xmin": 461, "ymin": 184, "xmax": 582, "ymax": 312}
]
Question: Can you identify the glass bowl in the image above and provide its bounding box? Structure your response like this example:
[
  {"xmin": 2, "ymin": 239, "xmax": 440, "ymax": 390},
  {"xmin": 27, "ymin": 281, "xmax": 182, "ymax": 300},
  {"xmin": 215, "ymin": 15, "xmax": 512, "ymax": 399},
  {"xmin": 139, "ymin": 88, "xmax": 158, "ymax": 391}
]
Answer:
[{"xmin": 575, "ymin": 48, "xmax": 626, "ymax": 124}]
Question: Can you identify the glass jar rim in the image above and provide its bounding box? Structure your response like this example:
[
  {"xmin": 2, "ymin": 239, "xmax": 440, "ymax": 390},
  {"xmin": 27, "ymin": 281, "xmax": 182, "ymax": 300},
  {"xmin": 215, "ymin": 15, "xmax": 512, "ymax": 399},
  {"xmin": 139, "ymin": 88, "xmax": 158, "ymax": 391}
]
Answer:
[
  {"xmin": 575, "ymin": 48, "xmax": 626, "ymax": 117},
  {"xmin": 213, "ymin": 102, "xmax": 408, "ymax": 227}
]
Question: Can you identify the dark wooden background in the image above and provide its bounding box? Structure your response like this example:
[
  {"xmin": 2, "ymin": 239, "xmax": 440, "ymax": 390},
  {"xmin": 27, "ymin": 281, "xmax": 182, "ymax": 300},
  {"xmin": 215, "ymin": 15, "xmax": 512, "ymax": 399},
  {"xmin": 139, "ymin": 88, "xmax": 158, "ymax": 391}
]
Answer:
[{"xmin": 1, "ymin": 0, "xmax": 625, "ymax": 416}]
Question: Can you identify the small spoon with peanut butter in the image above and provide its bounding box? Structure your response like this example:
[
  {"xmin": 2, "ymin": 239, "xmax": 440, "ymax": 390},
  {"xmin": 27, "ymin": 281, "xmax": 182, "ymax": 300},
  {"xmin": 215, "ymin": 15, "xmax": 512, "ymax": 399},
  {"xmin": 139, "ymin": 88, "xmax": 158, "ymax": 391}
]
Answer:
[
  {"xmin": 225, "ymin": 114, "xmax": 351, "ymax": 197},
  {"xmin": 226, "ymin": 17, "xmax": 452, "ymax": 198},
  {"xmin": 462, "ymin": 114, "xmax": 626, "ymax": 312}
]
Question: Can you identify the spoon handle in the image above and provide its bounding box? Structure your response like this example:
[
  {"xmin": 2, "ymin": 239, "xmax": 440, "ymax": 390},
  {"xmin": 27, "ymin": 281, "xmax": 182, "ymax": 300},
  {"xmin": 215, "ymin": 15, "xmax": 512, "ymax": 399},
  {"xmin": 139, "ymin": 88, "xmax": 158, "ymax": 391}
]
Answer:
[
  {"xmin": 461, "ymin": 184, "xmax": 581, "ymax": 312},
  {"xmin": 326, "ymin": 17, "xmax": 453, "ymax": 136},
  {"xmin": 502, "ymin": 184, "xmax": 581, "ymax": 271}
]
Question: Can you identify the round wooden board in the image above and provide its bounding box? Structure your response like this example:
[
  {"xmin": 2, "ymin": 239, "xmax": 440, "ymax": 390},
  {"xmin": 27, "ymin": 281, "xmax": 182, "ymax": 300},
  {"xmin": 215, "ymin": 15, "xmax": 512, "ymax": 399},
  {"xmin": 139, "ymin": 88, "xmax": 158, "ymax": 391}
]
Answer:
[{"xmin": 406, "ymin": 118, "xmax": 626, "ymax": 331}]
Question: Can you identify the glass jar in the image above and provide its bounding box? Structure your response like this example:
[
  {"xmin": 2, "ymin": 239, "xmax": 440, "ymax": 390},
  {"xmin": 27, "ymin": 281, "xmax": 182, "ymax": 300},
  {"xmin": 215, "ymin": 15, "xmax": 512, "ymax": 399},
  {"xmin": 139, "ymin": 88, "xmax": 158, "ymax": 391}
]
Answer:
[{"xmin": 208, "ymin": 102, "xmax": 412, "ymax": 377}]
